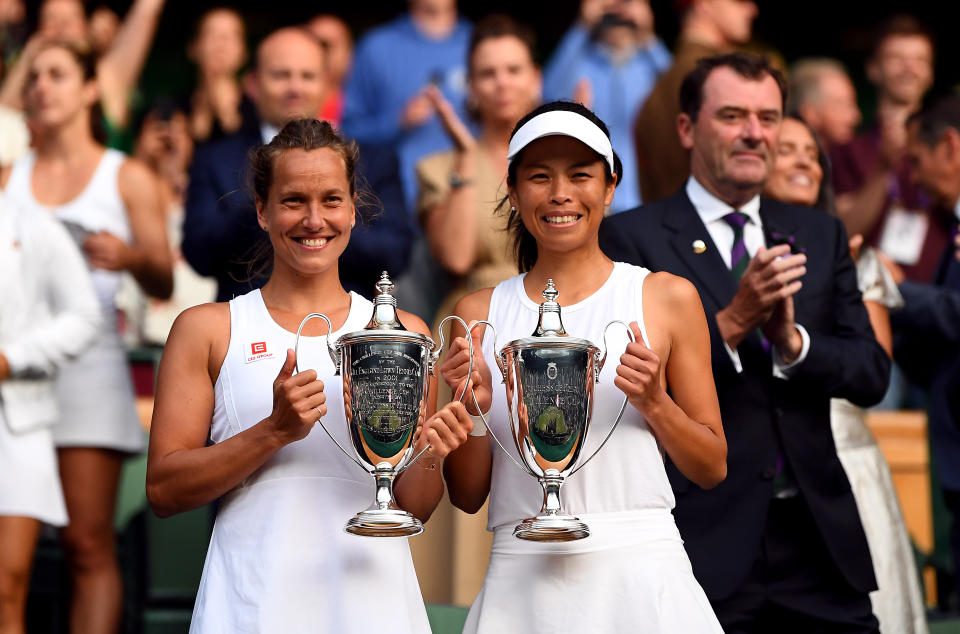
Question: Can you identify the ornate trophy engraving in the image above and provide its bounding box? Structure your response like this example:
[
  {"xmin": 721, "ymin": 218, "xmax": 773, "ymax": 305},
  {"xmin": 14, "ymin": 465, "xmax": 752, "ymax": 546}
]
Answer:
[
  {"xmin": 295, "ymin": 272, "xmax": 474, "ymax": 537},
  {"xmin": 473, "ymin": 280, "xmax": 632, "ymax": 541}
]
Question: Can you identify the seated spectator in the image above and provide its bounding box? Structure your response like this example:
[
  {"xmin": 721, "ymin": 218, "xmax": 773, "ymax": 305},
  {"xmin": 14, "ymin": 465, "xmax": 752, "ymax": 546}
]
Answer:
[
  {"xmin": 342, "ymin": 0, "xmax": 471, "ymax": 213},
  {"xmin": 0, "ymin": 191, "xmax": 102, "ymax": 634},
  {"xmin": 632, "ymin": 0, "xmax": 757, "ymax": 203},
  {"xmin": 417, "ymin": 14, "xmax": 539, "ymax": 325},
  {"xmin": 544, "ymin": 0, "xmax": 671, "ymax": 211},
  {"xmin": 186, "ymin": 7, "xmax": 257, "ymax": 144},
  {"xmin": 789, "ymin": 58, "xmax": 861, "ymax": 152},
  {"xmin": 764, "ymin": 116, "xmax": 927, "ymax": 634},
  {"xmin": 0, "ymin": 0, "xmax": 167, "ymax": 148},
  {"xmin": 307, "ymin": 13, "xmax": 353, "ymax": 127},
  {"xmin": 832, "ymin": 15, "xmax": 948, "ymax": 283}
]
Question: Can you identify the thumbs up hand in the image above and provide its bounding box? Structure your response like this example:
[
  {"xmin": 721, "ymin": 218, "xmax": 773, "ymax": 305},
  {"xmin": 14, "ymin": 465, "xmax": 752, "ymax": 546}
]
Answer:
[
  {"xmin": 268, "ymin": 349, "xmax": 326, "ymax": 446},
  {"xmin": 613, "ymin": 322, "xmax": 664, "ymax": 417}
]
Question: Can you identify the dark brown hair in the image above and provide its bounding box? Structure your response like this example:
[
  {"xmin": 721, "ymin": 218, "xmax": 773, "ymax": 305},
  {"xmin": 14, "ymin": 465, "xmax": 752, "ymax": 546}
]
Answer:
[
  {"xmin": 502, "ymin": 101, "xmax": 620, "ymax": 273},
  {"xmin": 679, "ymin": 52, "xmax": 788, "ymax": 122},
  {"xmin": 467, "ymin": 14, "xmax": 537, "ymax": 76},
  {"xmin": 30, "ymin": 41, "xmax": 107, "ymax": 145},
  {"xmin": 906, "ymin": 95, "xmax": 960, "ymax": 147},
  {"xmin": 870, "ymin": 14, "xmax": 934, "ymax": 61}
]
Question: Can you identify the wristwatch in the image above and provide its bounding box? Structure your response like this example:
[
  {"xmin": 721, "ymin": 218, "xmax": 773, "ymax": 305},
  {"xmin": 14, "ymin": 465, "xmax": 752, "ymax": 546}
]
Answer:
[{"xmin": 449, "ymin": 172, "xmax": 473, "ymax": 189}]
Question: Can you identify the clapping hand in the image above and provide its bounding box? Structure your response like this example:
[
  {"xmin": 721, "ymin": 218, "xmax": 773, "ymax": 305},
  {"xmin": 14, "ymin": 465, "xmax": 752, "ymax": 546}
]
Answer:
[
  {"xmin": 83, "ymin": 231, "xmax": 134, "ymax": 271},
  {"xmin": 614, "ymin": 322, "xmax": 664, "ymax": 416},
  {"xmin": 425, "ymin": 85, "xmax": 476, "ymax": 153},
  {"xmin": 267, "ymin": 349, "xmax": 326, "ymax": 446}
]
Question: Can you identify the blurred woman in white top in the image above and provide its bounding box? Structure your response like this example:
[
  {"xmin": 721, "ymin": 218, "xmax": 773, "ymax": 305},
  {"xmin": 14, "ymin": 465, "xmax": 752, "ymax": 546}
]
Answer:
[{"xmin": 1, "ymin": 41, "xmax": 171, "ymax": 633}]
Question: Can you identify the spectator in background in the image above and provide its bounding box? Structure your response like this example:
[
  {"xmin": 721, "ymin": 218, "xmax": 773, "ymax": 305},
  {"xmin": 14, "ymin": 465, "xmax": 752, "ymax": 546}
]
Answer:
[
  {"xmin": 0, "ymin": 0, "xmax": 167, "ymax": 149},
  {"xmin": 186, "ymin": 7, "xmax": 256, "ymax": 144},
  {"xmin": 544, "ymin": 0, "xmax": 671, "ymax": 212},
  {"xmin": 2, "ymin": 41, "xmax": 172, "ymax": 633},
  {"xmin": 307, "ymin": 14, "xmax": 353, "ymax": 127},
  {"xmin": 88, "ymin": 5, "xmax": 120, "ymax": 56},
  {"xmin": 884, "ymin": 96, "xmax": 960, "ymax": 608},
  {"xmin": 764, "ymin": 116, "xmax": 927, "ymax": 634},
  {"xmin": 0, "ymin": 191, "xmax": 102, "ymax": 634},
  {"xmin": 417, "ymin": 15, "xmax": 539, "ymax": 330},
  {"xmin": 833, "ymin": 15, "xmax": 947, "ymax": 283},
  {"xmin": 633, "ymin": 0, "xmax": 757, "ymax": 204},
  {"xmin": 0, "ymin": 0, "xmax": 26, "ymax": 67},
  {"xmin": 342, "ymin": 0, "xmax": 471, "ymax": 213},
  {"xmin": 183, "ymin": 27, "xmax": 412, "ymax": 303},
  {"xmin": 788, "ymin": 58, "xmax": 861, "ymax": 152}
]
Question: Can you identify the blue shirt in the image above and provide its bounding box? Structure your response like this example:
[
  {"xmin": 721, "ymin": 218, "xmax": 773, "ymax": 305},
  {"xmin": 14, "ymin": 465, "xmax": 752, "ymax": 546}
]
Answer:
[
  {"xmin": 544, "ymin": 25, "xmax": 671, "ymax": 212},
  {"xmin": 342, "ymin": 15, "xmax": 471, "ymax": 215}
]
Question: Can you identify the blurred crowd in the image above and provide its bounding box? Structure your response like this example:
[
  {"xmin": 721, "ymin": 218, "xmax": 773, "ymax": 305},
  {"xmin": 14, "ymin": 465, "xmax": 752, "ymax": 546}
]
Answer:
[{"xmin": 2, "ymin": 0, "xmax": 960, "ymax": 631}]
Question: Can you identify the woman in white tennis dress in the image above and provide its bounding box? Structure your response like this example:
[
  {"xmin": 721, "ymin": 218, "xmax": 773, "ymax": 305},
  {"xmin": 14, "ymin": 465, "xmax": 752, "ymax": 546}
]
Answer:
[
  {"xmin": 440, "ymin": 102, "xmax": 727, "ymax": 633},
  {"xmin": 2, "ymin": 41, "xmax": 172, "ymax": 632},
  {"xmin": 0, "ymin": 191, "xmax": 101, "ymax": 632},
  {"xmin": 146, "ymin": 119, "xmax": 474, "ymax": 633}
]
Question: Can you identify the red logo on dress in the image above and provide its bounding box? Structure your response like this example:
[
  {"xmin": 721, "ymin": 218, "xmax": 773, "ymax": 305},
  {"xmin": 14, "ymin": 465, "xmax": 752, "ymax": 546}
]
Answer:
[{"xmin": 252, "ymin": 342, "xmax": 267, "ymax": 355}]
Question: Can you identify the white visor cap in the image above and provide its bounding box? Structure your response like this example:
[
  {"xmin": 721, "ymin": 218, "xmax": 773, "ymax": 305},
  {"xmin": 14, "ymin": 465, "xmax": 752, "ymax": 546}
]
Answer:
[{"xmin": 507, "ymin": 110, "xmax": 616, "ymax": 177}]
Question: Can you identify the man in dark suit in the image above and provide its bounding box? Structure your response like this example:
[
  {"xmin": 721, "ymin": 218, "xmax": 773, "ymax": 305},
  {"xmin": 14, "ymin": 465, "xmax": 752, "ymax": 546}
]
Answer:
[
  {"xmin": 601, "ymin": 53, "xmax": 889, "ymax": 632},
  {"xmin": 182, "ymin": 27, "xmax": 412, "ymax": 302},
  {"xmin": 883, "ymin": 95, "xmax": 960, "ymax": 603}
]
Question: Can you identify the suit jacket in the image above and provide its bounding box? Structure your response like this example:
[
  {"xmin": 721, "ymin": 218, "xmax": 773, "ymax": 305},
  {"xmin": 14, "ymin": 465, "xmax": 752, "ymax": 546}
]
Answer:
[
  {"xmin": 893, "ymin": 221, "xmax": 960, "ymax": 488},
  {"xmin": 182, "ymin": 126, "xmax": 414, "ymax": 303},
  {"xmin": 599, "ymin": 188, "xmax": 888, "ymax": 601}
]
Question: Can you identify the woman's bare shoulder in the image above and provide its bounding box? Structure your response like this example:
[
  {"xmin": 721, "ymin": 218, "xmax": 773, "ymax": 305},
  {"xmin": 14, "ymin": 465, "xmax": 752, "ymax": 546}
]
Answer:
[
  {"xmin": 453, "ymin": 288, "xmax": 495, "ymax": 321},
  {"xmin": 644, "ymin": 270, "xmax": 702, "ymax": 310}
]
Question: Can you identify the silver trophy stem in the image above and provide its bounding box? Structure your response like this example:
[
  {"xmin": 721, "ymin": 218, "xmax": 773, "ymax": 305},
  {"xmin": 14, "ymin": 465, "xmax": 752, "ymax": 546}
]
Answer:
[
  {"xmin": 345, "ymin": 462, "xmax": 423, "ymax": 537},
  {"xmin": 514, "ymin": 469, "xmax": 589, "ymax": 541}
]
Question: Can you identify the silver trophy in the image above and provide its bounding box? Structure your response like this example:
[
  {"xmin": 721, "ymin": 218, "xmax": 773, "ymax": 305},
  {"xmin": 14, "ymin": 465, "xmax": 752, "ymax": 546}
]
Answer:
[
  {"xmin": 472, "ymin": 279, "xmax": 632, "ymax": 541},
  {"xmin": 294, "ymin": 272, "xmax": 474, "ymax": 537}
]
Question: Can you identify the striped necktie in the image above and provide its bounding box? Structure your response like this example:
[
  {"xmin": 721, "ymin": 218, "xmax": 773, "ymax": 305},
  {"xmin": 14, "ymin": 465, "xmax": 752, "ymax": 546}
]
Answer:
[{"xmin": 723, "ymin": 210, "xmax": 750, "ymax": 279}]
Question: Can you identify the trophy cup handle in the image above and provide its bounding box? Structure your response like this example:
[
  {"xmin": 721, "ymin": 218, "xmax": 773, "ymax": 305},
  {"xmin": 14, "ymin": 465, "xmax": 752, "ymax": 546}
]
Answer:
[
  {"xmin": 462, "ymin": 320, "xmax": 537, "ymax": 478},
  {"xmin": 569, "ymin": 319, "xmax": 635, "ymax": 476},
  {"xmin": 294, "ymin": 313, "xmax": 366, "ymax": 472}
]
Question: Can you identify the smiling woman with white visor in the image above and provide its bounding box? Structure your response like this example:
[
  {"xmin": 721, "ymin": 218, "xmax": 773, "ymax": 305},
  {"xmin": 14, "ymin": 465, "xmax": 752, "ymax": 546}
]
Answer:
[{"xmin": 438, "ymin": 101, "xmax": 727, "ymax": 633}]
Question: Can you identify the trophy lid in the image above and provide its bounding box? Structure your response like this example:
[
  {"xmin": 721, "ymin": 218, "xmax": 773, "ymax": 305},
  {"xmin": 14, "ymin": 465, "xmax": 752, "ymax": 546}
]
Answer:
[
  {"xmin": 364, "ymin": 271, "xmax": 408, "ymax": 331},
  {"xmin": 533, "ymin": 279, "xmax": 567, "ymax": 337}
]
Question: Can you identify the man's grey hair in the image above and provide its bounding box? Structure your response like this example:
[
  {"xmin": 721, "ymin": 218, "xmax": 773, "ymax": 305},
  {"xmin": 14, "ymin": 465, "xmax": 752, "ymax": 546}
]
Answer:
[{"xmin": 788, "ymin": 58, "xmax": 849, "ymax": 114}]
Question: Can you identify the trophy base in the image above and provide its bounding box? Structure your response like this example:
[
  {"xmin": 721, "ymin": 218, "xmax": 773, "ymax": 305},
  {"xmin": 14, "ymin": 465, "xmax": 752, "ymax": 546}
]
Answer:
[
  {"xmin": 345, "ymin": 509, "xmax": 423, "ymax": 537},
  {"xmin": 513, "ymin": 515, "xmax": 590, "ymax": 542}
]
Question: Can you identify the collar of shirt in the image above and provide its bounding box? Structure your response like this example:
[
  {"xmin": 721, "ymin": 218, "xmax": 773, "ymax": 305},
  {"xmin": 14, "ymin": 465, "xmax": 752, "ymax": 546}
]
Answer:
[
  {"xmin": 685, "ymin": 176, "xmax": 761, "ymax": 227},
  {"xmin": 260, "ymin": 122, "xmax": 280, "ymax": 145}
]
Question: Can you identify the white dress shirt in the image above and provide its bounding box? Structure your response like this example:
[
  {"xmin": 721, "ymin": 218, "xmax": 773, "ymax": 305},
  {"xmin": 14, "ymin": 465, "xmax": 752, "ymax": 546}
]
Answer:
[
  {"xmin": 260, "ymin": 122, "xmax": 280, "ymax": 145},
  {"xmin": 685, "ymin": 177, "xmax": 810, "ymax": 377}
]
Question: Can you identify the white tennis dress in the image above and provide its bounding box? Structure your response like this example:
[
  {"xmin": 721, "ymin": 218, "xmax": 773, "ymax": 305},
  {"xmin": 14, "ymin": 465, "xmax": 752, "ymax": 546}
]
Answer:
[
  {"xmin": 465, "ymin": 262, "xmax": 722, "ymax": 633},
  {"xmin": 5, "ymin": 150, "xmax": 145, "ymax": 452},
  {"xmin": 190, "ymin": 290, "xmax": 430, "ymax": 634}
]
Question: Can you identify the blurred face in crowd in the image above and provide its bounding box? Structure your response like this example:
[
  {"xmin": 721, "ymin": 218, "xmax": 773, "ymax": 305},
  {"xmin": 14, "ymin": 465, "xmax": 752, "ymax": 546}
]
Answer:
[
  {"xmin": 191, "ymin": 9, "xmax": 247, "ymax": 77},
  {"xmin": 700, "ymin": 0, "xmax": 757, "ymax": 45},
  {"xmin": 307, "ymin": 15, "xmax": 352, "ymax": 88},
  {"xmin": 800, "ymin": 70, "xmax": 860, "ymax": 148},
  {"xmin": 25, "ymin": 45, "xmax": 97, "ymax": 133},
  {"xmin": 905, "ymin": 120, "xmax": 960, "ymax": 209},
  {"xmin": 88, "ymin": 6, "xmax": 119, "ymax": 55},
  {"xmin": 869, "ymin": 35, "xmax": 933, "ymax": 106},
  {"xmin": 253, "ymin": 29, "xmax": 325, "ymax": 129},
  {"xmin": 256, "ymin": 148, "xmax": 355, "ymax": 277},
  {"xmin": 469, "ymin": 35, "xmax": 540, "ymax": 130},
  {"xmin": 509, "ymin": 135, "xmax": 615, "ymax": 257},
  {"xmin": 409, "ymin": 0, "xmax": 456, "ymax": 13},
  {"xmin": 764, "ymin": 117, "xmax": 823, "ymax": 207},
  {"xmin": 135, "ymin": 109, "xmax": 194, "ymax": 174},
  {"xmin": 39, "ymin": 0, "xmax": 87, "ymax": 43},
  {"xmin": 679, "ymin": 67, "xmax": 782, "ymax": 203}
]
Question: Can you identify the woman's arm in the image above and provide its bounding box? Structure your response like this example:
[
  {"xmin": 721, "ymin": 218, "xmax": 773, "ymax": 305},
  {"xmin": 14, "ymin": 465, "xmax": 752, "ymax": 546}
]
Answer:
[
  {"xmin": 96, "ymin": 0, "xmax": 166, "ymax": 129},
  {"xmin": 87, "ymin": 158, "xmax": 173, "ymax": 298},
  {"xmin": 439, "ymin": 289, "xmax": 496, "ymax": 514},
  {"xmin": 419, "ymin": 87, "xmax": 481, "ymax": 276},
  {"xmin": 864, "ymin": 301, "xmax": 892, "ymax": 357},
  {"xmin": 616, "ymin": 273, "xmax": 727, "ymax": 489},
  {"xmin": 393, "ymin": 309, "xmax": 473, "ymax": 522},
  {"xmin": 146, "ymin": 304, "xmax": 327, "ymax": 517}
]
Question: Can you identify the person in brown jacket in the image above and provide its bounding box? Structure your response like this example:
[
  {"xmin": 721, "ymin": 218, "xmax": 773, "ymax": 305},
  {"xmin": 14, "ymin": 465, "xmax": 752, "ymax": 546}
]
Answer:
[{"xmin": 633, "ymin": 0, "xmax": 757, "ymax": 204}]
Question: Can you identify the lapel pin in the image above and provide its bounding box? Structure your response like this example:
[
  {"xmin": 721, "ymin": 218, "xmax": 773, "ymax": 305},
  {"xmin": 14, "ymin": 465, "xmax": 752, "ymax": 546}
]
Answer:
[{"xmin": 692, "ymin": 239, "xmax": 707, "ymax": 254}]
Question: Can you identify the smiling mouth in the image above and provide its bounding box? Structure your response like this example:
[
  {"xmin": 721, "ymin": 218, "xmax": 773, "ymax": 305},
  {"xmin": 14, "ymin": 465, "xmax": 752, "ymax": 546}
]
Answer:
[
  {"xmin": 294, "ymin": 237, "xmax": 330, "ymax": 248},
  {"xmin": 543, "ymin": 214, "xmax": 583, "ymax": 226}
]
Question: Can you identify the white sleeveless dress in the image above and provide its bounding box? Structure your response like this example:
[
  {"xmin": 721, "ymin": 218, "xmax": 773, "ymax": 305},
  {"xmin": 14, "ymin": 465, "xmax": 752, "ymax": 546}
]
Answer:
[
  {"xmin": 4, "ymin": 150, "xmax": 145, "ymax": 452},
  {"xmin": 464, "ymin": 262, "xmax": 722, "ymax": 633},
  {"xmin": 190, "ymin": 290, "xmax": 430, "ymax": 634}
]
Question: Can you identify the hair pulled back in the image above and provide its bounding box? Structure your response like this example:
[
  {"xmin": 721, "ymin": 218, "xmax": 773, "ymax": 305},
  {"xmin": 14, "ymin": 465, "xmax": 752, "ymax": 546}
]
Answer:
[{"xmin": 32, "ymin": 41, "xmax": 107, "ymax": 144}]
